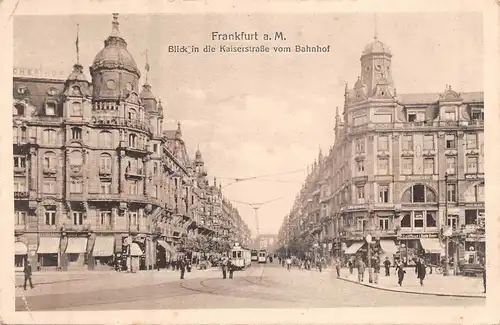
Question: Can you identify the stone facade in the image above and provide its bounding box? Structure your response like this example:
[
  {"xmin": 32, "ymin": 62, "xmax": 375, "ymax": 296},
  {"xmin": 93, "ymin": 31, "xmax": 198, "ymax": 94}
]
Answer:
[
  {"xmin": 13, "ymin": 14, "xmax": 250, "ymax": 271},
  {"xmin": 278, "ymin": 37, "xmax": 485, "ymax": 266}
]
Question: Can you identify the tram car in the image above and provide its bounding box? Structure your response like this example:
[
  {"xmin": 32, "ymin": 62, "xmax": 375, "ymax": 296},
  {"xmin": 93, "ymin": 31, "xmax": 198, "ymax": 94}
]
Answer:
[
  {"xmin": 230, "ymin": 245, "xmax": 251, "ymax": 270},
  {"xmin": 251, "ymin": 249, "xmax": 258, "ymax": 261},
  {"xmin": 258, "ymin": 249, "xmax": 267, "ymax": 263}
]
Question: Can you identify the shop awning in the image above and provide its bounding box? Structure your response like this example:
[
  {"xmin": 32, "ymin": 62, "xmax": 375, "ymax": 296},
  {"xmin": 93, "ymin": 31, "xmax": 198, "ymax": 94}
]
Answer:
[
  {"xmin": 157, "ymin": 240, "xmax": 176, "ymax": 253},
  {"xmin": 65, "ymin": 237, "xmax": 88, "ymax": 254},
  {"xmin": 345, "ymin": 242, "xmax": 364, "ymax": 254},
  {"xmin": 15, "ymin": 242, "xmax": 27, "ymax": 255},
  {"xmin": 37, "ymin": 237, "xmax": 60, "ymax": 254},
  {"xmin": 130, "ymin": 242, "xmax": 143, "ymax": 256},
  {"xmin": 379, "ymin": 240, "xmax": 398, "ymax": 254},
  {"xmin": 93, "ymin": 236, "xmax": 115, "ymax": 257},
  {"xmin": 420, "ymin": 238, "xmax": 444, "ymax": 254}
]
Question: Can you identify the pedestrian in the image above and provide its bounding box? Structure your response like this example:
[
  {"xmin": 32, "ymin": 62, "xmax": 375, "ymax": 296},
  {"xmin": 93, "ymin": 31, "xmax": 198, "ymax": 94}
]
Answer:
[
  {"xmin": 157, "ymin": 257, "xmax": 161, "ymax": 271},
  {"xmin": 179, "ymin": 258, "xmax": 186, "ymax": 280},
  {"xmin": 221, "ymin": 258, "xmax": 228, "ymax": 279},
  {"xmin": 286, "ymin": 257, "xmax": 292, "ymax": 271},
  {"xmin": 396, "ymin": 262, "xmax": 406, "ymax": 286},
  {"xmin": 373, "ymin": 258, "xmax": 380, "ymax": 284},
  {"xmin": 415, "ymin": 257, "xmax": 426, "ymax": 286},
  {"xmin": 348, "ymin": 259, "xmax": 354, "ymax": 275},
  {"xmin": 228, "ymin": 260, "xmax": 234, "ymax": 279},
  {"xmin": 383, "ymin": 257, "xmax": 391, "ymax": 276},
  {"xmin": 356, "ymin": 258, "xmax": 366, "ymax": 282},
  {"xmin": 335, "ymin": 258, "xmax": 341, "ymax": 278},
  {"xmin": 23, "ymin": 260, "xmax": 34, "ymax": 290}
]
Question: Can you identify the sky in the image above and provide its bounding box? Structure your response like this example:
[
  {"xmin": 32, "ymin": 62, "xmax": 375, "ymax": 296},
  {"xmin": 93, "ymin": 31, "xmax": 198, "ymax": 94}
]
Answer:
[{"xmin": 13, "ymin": 13, "xmax": 483, "ymax": 237}]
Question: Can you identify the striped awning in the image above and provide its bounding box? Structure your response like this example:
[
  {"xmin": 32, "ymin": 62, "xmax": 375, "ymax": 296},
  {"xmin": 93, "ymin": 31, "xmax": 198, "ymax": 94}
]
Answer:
[
  {"xmin": 15, "ymin": 241, "xmax": 27, "ymax": 255},
  {"xmin": 420, "ymin": 238, "xmax": 444, "ymax": 254},
  {"xmin": 37, "ymin": 237, "xmax": 60, "ymax": 254},
  {"xmin": 93, "ymin": 236, "xmax": 115, "ymax": 257},
  {"xmin": 379, "ymin": 240, "xmax": 398, "ymax": 254},
  {"xmin": 65, "ymin": 237, "xmax": 88, "ymax": 254},
  {"xmin": 345, "ymin": 242, "xmax": 364, "ymax": 254}
]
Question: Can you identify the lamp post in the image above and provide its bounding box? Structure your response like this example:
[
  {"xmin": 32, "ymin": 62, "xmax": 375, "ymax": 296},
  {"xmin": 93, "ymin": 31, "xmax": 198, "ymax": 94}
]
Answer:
[
  {"xmin": 366, "ymin": 234, "xmax": 373, "ymax": 283},
  {"xmin": 443, "ymin": 169, "xmax": 451, "ymax": 276}
]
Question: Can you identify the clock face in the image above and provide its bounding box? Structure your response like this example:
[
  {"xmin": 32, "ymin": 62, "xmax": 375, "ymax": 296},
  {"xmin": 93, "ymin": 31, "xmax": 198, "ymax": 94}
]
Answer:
[{"xmin": 106, "ymin": 80, "xmax": 116, "ymax": 90}]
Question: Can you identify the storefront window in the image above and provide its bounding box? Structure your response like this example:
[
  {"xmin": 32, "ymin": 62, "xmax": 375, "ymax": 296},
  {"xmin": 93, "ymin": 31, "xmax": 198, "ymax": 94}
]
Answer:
[
  {"xmin": 426, "ymin": 212, "xmax": 437, "ymax": 227},
  {"xmin": 401, "ymin": 213, "xmax": 411, "ymax": 228},
  {"xmin": 413, "ymin": 211, "xmax": 424, "ymax": 228}
]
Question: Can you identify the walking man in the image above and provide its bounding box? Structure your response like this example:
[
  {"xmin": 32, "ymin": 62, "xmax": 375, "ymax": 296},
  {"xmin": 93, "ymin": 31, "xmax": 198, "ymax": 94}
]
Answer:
[
  {"xmin": 396, "ymin": 261, "xmax": 406, "ymax": 286},
  {"xmin": 415, "ymin": 257, "xmax": 426, "ymax": 286},
  {"xmin": 356, "ymin": 258, "xmax": 366, "ymax": 282},
  {"xmin": 373, "ymin": 257, "xmax": 380, "ymax": 284},
  {"xmin": 383, "ymin": 257, "xmax": 391, "ymax": 276},
  {"xmin": 228, "ymin": 260, "xmax": 234, "ymax": 279},
  {"xmin": 335, "ymin": 257, "xmax": 341, "ymax": 278},
  {"xmin": 23, "ymin": 261, "xmax": 34, "ymax": 290},
  {"xmin": 179, "ymin": 258, "xmax": 186, "ymax": 280},
  {"xmin": 348, "ymin": 258, "xmax": 354, "ymax": 275},
  {"xmin": 221, "ymin": 258, "xmax": 228, "ymax": 279},
  {"xmin": 286, "ymin": 256, "xmax": 292, "ymax": 271}
]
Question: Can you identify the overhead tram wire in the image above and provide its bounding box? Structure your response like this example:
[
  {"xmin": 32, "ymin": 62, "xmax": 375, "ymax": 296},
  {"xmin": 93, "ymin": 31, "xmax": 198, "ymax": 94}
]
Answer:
[{"xmin": 217, "ymin": 168, "xmax": 306, "ymax": 189}]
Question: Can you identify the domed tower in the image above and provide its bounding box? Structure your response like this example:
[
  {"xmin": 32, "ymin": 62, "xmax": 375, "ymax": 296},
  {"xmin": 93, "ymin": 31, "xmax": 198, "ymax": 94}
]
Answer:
[
  {"xmin": 62, "ymin": 63, "xmax": 92, "ymax": 119},
  {"xmin": 139, "ymin": 55, "xmax": 163, "ymax": 136},
  {"xmin": 90, "ymin": 13, "xmax": 141, "ymax": 102},
  {"xmin": 359, "ymin": 36, "xmax": 394, "ymax": 97},
  {"xmin": 194, "ymin": 147, "xmax": 207, "ymax": 177}
]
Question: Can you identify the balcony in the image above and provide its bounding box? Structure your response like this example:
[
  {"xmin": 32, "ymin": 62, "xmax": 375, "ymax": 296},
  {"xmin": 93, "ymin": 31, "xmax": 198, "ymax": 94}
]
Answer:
[
  {"xmin": 13, "ymin": 136, "xmax": 37, "ymax": 146},
  {"xmin": 14, "ymin": 191, "xmax": 29, "ymax": 199},
  {"xmin": 13, "ymin": 166, "xmax": 26, "ymax": 174},
  {"xmin": 92, "ymin": 115, "xmax": 150, "ymax": 132},
  {"xmin": 125, "ymin": 167, "xmax": 145, "ymax": 179},
  {"xmin": 99, "ymin": 167, "xmax": 112, "ymax": 177},
  {"xmin": 120, "ymin": 141, "xmax": 150, "ymax": 156},
  {"xmin": 349, "ymin": 120, "xmax": 482, "ymax": 134},
  {"xmin": 43, "ymin": 167, "xmax": 57, "ymax": 176},
  {"xmin": 63, "ymin": 222, "xmax": 92, "ymax": 232}
]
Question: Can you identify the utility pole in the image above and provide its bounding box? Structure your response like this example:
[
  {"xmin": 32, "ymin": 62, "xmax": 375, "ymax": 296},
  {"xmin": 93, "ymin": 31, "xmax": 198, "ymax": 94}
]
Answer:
[{"xmin": 444, "ymin": 171, "xmax": 450, "ymax": 276}]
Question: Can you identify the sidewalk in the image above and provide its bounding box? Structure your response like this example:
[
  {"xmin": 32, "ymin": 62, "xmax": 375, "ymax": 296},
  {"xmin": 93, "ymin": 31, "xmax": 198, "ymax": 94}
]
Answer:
[
  {"xmin": 14, "ymin": 267, "xmax": 220, "ymax": 298},
  {"xmin": 333, "ymin": 267, "xmax": 485, "ymax": 298}
]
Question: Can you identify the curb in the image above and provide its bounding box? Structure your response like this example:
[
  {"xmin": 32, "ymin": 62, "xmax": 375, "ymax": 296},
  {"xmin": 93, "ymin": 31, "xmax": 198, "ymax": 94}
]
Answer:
[{"xmin": 336, "ymin": 276, "xmax": 486, "ymax": 299}]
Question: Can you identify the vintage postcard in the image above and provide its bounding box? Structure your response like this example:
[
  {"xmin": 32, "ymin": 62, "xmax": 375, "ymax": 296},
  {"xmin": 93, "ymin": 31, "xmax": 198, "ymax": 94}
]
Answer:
[{"xmin": 0, "ymin": 0, "xmax": 498, "ymax": 324}]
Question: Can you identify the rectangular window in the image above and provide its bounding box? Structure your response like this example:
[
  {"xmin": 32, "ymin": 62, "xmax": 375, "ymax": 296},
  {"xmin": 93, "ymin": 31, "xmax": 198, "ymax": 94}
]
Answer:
[
  {"xmin": 379, "ymin": 217, "xmax": 389, "ymax": 230},
  {"xmin": 447, "ymin": 215, "xmax": 458, "ymax": 230},
  {"xmin": 71, "ymin": 128, "xmax": 82, "ymax": 140},
  {"xmin": 13, "ymin": 156, "xmax": 26, "ymax": 168},
  {"xmin": 445, "ymin": 111, "xmax": 456, "ymax": 121},
  {"xmin": 356, "ymin": 138, "xmax": 365, "ymax": 153},
  {"xmin": 466, "ymin": 134, "xmax": 477, "ymax": 149},
  {"xmin": 14, "ymin": 181, "xmax": 26, "ymax": 192},
  {"xmin": 471, "ymin": 109, "xmax": 484, "ymax": 121},
  {"xmin": 402, "ymin": 135, "xmax": 413, "ymax": 151},
  {"xmin": 43, "ymin": 181, "xmax": 56, "ymax": 194},
  {"xmin": 356, "ymin": 160, "xmax": 364, "ymax": 174},
  {"xmin": 356, "ymin": 218, "xmax": 365, "ymax": 231},
  {"xmin": 447, "ymin": 184, "xmax": 456, "ymax": 202},
  {"xmin": 44, "ymin": 210, "xmax": 56, "ymax": 225},
  {"xmin": 72, "ymin": 212, "xmax": 83, "ymax": 225},
  {"xmin": 407, "ymin": 113, "xmax": 417, "ymax": 122},
  {"xmin": 129, "ymin": 212, "xmax": 138, "ymax": 226},
  {"xmin": 413, "ymin": 211, "xmax": 424, "ymax": 228},
  {"xmin": 423, "ymin": 135, "xmax": 434, "ymax": 150},
  {"xmin": 476, "ymin": 183, "xmax": 485, "ymax": 202},
  {"xmin": 378, "ymin": 185, "xmax": 389, "ymax": 203},
  {"xmin": 423, "ymin": 158, "xmax": 434, "ymax": 175},
  {"xmin": 445, "ymin": 134, "xmax": 456, "ymax": 149},
  {"xmin": 378, "ymin": 135, "xmax": 389, "ymax": 151},
  {"xmin": 466, "ymin": 156, "xmax": 478, "ymax": 174},
  {"xmin": 426, "ymin": 212, "xmax": 437, "ymax": 227},
  {"xmin": 446, "ymin": 156, "xmax": 457, "ymax": 174},
  {"xmin": 357, "ymin": 185, "xmax": 365, "ymax": 202},
  {"xmin": 99, "ymin": 211, "xmax": 111, "ymax": 226},
  {"xmin": 465, "ymin": 210, "xmax": 478, "ymax": 226},
  {"xmin": 129, "ymin": 181, "xmax": 138, "ymax": 195},
  {"xmin": 402, "ymin": 158, "xmax": 413, "ymax": 175},
  {"xmin": 377, "ymin": 158, "xmax": 388, "ymax": 175},
  {"xmin": 99, "ymin": 182, "xmax": 111, "ymax": 194},
  {"xmin": 15, "ymin": 211, "xmax": 26, "ymax": 225},
  {"xmin": 70, "ymin": 179, "xmax": 83, "ymax": 193}
]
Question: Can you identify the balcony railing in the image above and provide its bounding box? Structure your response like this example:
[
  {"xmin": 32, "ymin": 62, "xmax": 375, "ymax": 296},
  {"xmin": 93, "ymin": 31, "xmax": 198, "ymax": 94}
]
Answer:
[
  {"xmin": 119, "ymin": 141, "xmax": 150, "ymax": 154},
  {"xmin": 13, "ymin": 136, "xmax": 36, "ymax": 145},
  {"xmin": 125, "ymin": 167, "xmax": 145, "ymax": 178},
  {"xmin": 349, "ymin": 120, "xmax": 483, "ymax": 133},
  {"xmin": 92, "ymin": 115, "xmax": 150, "ymax": 132}
]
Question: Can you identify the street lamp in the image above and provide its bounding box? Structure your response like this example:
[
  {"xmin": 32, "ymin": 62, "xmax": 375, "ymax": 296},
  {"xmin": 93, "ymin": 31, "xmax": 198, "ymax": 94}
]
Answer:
[
  {"xmin": 443, "ymin": 168, "xmax": 453, "ymax": 276},
  {"xmin": 366, "ymin": 234, "xmax": 373, "ymax": 283}
]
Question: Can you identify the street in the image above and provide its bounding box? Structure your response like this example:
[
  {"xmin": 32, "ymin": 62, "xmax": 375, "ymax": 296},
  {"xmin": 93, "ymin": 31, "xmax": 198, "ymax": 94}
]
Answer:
[{"xmin": 15, "ymin": 263, "xmax": 483, "ymax": 311}]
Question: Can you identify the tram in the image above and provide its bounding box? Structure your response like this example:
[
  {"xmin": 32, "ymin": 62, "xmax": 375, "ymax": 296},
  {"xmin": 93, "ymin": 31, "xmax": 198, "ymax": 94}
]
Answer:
[
  {"xmin": 251, "ymin": 249, "xmax": 258, "ymax": 261},
  {"xmin": 258, "ymin": 249, "xmax": 267, "ymax": 263},
  {"xmin": 230, "ymin": 244, "xmax": 251, "ymax": 270}
]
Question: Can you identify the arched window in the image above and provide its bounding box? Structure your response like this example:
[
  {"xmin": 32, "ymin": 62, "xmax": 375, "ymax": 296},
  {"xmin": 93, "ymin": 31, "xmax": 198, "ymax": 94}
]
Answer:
[
  {"xmin": 43, "ymin": 151, "xmax": 56, "ymax": 169},
  {"xmin": 71, "ymin": 127, "xmax": 82, "ymax": 140},
  {"xmin": 129, "ymin": 133, "xmax": 137, "ymax": 147},
  {"xmin": 100, "ymin": 131, "xmax": 112, "ymax": 148},
  {"xmin": 401, "ymin": 184, "xmax": 437, "ymax": 203},
  {"xmin": 69, "ymin": 150, "xmax": 83, "ymax": 167},
  {"xmin": 43, "ymin": 129, "xmax": 57, "ymax": 144},
  {"xmin": 99, "ymin": 153, "xmax": 112, "ymax": 172}
]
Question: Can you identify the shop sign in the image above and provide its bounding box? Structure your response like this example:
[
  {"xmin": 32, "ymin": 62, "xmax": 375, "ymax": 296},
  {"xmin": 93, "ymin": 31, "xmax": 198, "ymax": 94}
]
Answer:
[
  {"xmin": 13, "ymin": 67, "xmax": 67, "ymax": 79},
  {"xmin": 399, "ymin": 233, "xmax": 438, "ymax": 239}
]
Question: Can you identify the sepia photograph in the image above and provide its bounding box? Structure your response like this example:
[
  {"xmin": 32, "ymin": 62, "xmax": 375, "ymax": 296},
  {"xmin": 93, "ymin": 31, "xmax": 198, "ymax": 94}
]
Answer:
[{"xmin": 1, "ymin": 1, "xmax": 496, "ymax": 323}]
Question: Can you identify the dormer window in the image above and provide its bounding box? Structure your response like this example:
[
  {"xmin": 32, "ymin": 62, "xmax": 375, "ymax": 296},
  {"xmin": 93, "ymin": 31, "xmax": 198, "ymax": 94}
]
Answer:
[
  {"xmin": 444, "ymin": 110, "xmax": 456, "ymax": 121},
  {"xmin": 71, "ymin": 127, "xmax": 82, "ymax": 140},
  {"xmin": 408, "ymin": 113, "xmax": 417, "ymax": 122},
  {"xmin": 128, "ymin": 109, "xmax": 137, "ymax": 121},
  {"xmin": 407, "ymin": 111, "xmax": 425, "ymax": 122},
  {"xmin": 72, "ymin": 102, "xmax": 82, "ymax": 116},
  {"xmin": 45, "ymin": 101, "xmax": 56, "ymax": 116}
]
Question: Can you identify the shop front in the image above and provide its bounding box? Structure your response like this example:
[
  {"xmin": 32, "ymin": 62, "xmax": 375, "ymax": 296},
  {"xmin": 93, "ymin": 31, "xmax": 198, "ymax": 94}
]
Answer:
[
  {"xmin": 378, "ymin": 239, "xmax": 398, "ymax": 266},
  {"xmin": 37, "ymin": 237, "xmax": 61, "ymax": 268},
  {"xmin": 90, "ymin": 236, "xmax": 115, "ymax": 270},
  {"xmin": 464, "ymin": 233, "xmax": 485, "ymax": 264},
  {"xmin": 15, "ymin": 240, "xmax": 28, "ymax": 271},
  {"xmin": 397, "ymin": 233, "xmax": 441, "ymax": 266},
  {"xmin": 63, "ymin": 237, "xmax": 88, "ymax": 270}
]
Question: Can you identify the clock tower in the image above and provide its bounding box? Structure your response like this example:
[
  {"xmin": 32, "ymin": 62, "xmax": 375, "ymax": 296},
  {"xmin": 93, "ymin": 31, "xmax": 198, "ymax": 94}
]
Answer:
[{"xmin": 359, "ymin": 37, "xmax": 394, "ymax": 98}]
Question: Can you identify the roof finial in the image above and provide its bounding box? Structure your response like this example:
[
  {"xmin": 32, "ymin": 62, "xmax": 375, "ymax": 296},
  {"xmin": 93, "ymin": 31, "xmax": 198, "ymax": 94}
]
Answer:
[
  {"xmin": 75, "ymin": 24, "xmax": 80, "ymax": 64},
  {"xmin": 374, "ymin": 13, "xmax": 378, "ymax": 40},
  {"xmin": 111, "ymin": 13, "xmax": 120, "ymax": 37},
  {"xmin": 144, "ymin": 49, "xmax": 150, "ymax": 84}
]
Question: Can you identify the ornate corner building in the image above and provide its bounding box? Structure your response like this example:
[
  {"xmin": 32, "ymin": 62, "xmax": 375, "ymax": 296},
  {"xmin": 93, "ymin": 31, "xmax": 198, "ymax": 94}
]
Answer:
[
  {"xmin": 13, "ymin": 14, "xmax": 251, "ymax": 271},
  {"xmin": 278, "ymin": 37, "xmax": 485, "ymax": 266}
]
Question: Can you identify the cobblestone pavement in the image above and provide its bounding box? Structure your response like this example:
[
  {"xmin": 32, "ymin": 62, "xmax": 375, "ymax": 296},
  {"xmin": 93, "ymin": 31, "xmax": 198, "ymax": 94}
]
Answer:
[{"xmin": 15, "ymin": 263, "xmax": 484, "ymax": 311}]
